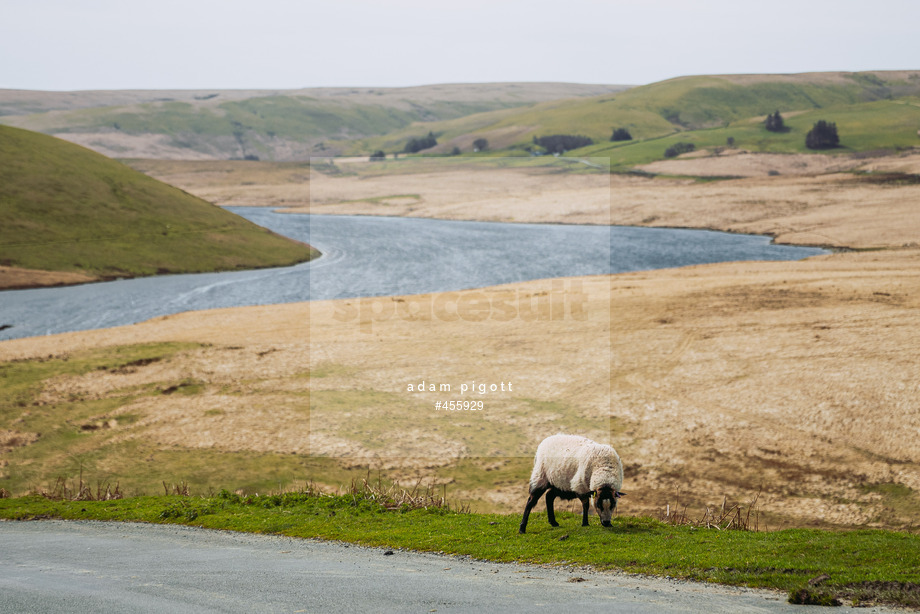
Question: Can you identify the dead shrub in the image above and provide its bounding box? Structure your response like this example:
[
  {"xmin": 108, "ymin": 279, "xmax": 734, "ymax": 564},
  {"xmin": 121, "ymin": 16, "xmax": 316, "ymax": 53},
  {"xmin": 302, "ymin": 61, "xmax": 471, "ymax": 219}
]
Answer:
[
  {"xmin": 348, "ymin": 473, "xmax": 469, "ymax": 513},
  {"xmin": 34, "ymin": 475, "xmax": 123, "ymax": 501},
  {"xmin": 660, "ymin": 489, "xmax": 762, "ymax": 531}
]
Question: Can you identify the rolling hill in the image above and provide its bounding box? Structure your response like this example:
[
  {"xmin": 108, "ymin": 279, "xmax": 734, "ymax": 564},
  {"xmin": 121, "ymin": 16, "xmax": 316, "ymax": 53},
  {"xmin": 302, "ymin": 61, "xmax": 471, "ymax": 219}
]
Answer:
[
  {"xmin": 345, "ymin": 71, "xmax": 920, "ymax": 167},
  {"xmin": 0, "ymin": 124, "xmax": 317, "ymax": 287},
  {"xmin": 5, "ymin": 73, "xmax": 919, "ymax": 169},
  {"xmin": 0, "ymin": 83, "xmax": 629, "ymax": 160}
]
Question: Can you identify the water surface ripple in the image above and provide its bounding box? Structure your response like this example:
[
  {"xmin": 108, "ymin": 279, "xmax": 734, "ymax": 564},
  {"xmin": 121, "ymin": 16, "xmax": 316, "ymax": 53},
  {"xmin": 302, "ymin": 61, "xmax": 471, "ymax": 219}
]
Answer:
[{"xmin": 0, "ymin": 209, "xmax": 824, "ymax": 340}]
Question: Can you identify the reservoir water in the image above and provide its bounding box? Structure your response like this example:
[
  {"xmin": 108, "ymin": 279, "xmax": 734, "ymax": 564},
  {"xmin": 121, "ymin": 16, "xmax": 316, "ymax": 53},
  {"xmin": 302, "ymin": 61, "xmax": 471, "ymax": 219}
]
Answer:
[{"xmin": 0, "ymin": 208, "xmax": 825, "ymax": 341}]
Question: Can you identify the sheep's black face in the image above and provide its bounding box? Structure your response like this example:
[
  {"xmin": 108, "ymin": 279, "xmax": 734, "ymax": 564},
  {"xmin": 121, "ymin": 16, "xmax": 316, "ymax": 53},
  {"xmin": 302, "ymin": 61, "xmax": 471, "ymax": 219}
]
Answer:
[{"xmin": 594, "ymin": 488, "xmax": 618, "ymax": 527}]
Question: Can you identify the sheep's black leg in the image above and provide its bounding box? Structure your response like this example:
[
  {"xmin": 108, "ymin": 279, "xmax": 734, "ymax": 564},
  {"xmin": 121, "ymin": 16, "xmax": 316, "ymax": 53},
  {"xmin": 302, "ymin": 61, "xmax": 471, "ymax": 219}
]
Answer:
[
  {"xmin": 519, "ymin": 485, "xmax": 548, "ymax": 534},
  {"xmin": 545, "ymin": 488, "xmax": 560, "ymax": 527},
  {"xmin": 579, "ymin": 493, "xmax": 591, "ymax": 526}
]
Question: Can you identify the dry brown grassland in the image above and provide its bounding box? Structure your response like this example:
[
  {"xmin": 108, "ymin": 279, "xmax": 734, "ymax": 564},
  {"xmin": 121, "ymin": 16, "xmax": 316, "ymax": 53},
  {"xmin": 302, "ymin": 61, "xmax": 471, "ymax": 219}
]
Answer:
[{"xmin": 3, "ymin": 152, "xmax": 920, "ymax": 529}]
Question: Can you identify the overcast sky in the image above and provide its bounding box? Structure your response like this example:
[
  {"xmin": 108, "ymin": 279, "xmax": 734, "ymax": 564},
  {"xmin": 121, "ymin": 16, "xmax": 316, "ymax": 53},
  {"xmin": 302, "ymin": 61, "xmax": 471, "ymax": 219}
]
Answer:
[{"xmin": 2, "ymin": 0, "xmax": 918, "ymax": 91}]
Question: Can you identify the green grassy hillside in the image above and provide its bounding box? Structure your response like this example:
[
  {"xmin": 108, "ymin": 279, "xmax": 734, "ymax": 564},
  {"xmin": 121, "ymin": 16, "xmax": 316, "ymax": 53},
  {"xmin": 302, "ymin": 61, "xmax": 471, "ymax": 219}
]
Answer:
[
  {"xmin": 351, "ymin": 71, "xmax": 920, "ymax": 166},
  {"xmin": 6, "ymin": 74, "xmax": 918, "ymax": 166},
  {"xmin": 8, "ymin": 97, "xmax": 437, "ymax": 160},
  {"xmin": 0, "ymin": 125, "xmax": 317, "ymax": 280},
  {"xmin": 0, "ymin": 84, "xmax": 628, "ymax": 160},
  {"xmin": 581, "ymin": 98, "xmax": 920, "ymax": 168}
]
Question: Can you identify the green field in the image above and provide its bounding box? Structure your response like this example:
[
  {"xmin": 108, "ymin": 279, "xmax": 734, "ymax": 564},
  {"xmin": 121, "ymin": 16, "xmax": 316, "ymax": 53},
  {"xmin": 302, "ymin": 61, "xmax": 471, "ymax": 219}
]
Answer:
[
  {"xmin": 2, "ymin": 489, "xmax": 919, "ymax": 608},
  {"xmin": 348, "ymin": 72, "xmax": 920, "ymax": 165},
  {"xmin": 580, "ymin": 98, "xmax": 920, "ymax": 169},
  {"xmin": 0, "ymin": 125, "xmax": 317, "ymax": 280}
]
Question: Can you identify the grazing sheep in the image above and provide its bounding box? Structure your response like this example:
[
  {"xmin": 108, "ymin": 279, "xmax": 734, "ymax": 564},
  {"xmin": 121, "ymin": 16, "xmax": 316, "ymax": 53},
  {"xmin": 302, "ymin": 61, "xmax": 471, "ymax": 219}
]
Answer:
[{"xmin": 519, "ymin": 434, "xmax": 624, "ymax": 534}]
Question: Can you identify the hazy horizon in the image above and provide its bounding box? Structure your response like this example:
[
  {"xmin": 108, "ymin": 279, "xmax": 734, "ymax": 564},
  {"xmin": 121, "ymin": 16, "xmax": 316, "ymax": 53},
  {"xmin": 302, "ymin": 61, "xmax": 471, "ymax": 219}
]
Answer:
[
  {"xmin": 4, "ymin": 70, "xmax": 919, "ymax": 95},
  {"xmin": 2, "ymin": 0, "xmax": 918, "ymax": 92}
]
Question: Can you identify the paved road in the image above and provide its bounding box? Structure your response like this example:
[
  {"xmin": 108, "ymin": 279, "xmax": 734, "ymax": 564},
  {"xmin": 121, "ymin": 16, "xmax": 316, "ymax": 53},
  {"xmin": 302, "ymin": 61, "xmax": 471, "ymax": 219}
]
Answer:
[{"xmin": 0, "ymin": 521, "xmax": 899, "ymax": 613}]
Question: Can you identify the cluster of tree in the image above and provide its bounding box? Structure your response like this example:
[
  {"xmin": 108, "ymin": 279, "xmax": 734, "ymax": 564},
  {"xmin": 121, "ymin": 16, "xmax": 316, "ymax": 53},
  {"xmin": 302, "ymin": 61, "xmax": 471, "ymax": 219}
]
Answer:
[
  {"xmin": 532, "ymin": 134, "xmax": 594, "ymax": 154},
  {"xmin": 764, "ymin": 110, "xmax": 787, "ymax": 133},
  {"xmin": 473, "ymin": 138, "xmax": 489, "ymax": 151},
  {"xmin": 369, "ymin": 150, "xmax": 386, "ymax": 161},
  {"xmin": 663, "ymin": 142, "xmax": 696, "ymax": 158},
  {"xmin": 404, "ymin": 131, "xmax": 438, "ymax": 153},
  {"xmin": 805, "ymin": 120, "xmax": 840, "ymax": 149},
  {"xmin": 610, "ymin": 128, "xmax": 632, "ymax": 142}
]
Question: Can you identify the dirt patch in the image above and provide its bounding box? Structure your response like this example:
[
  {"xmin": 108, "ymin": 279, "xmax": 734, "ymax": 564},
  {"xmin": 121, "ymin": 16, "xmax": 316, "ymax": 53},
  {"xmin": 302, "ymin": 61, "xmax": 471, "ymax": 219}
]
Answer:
[
  {"xmin": 121, "ymin": 392, "xmax": 310, "ymax": 454},
  {"xmin": 856, "ymin": 151, "xmax": 920, "ymax": 175},
  {"xmin": 635, "ymin": 151, "xmax": 863, "ymax": 178},
  {"xmin": 304, "ymin": 166, "xmax": 614, "ymax": 225},
  {"xmin": 0, "ymin": 430, "xmax": 40, "ymax": 453},
  {"xmin": 0, "ymin": 266, "xmax": 97, "ymax": 290},
  {"xmin": 837, "ymin": 581, "xmax": 920, "ymax": 609},
  {"xmin": 130, "ymin": 159, "xmax": 313, "ymax": 209}
]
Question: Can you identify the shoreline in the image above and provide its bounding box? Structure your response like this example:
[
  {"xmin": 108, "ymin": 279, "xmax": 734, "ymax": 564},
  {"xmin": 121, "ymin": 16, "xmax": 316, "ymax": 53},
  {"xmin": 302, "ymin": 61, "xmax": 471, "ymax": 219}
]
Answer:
[
  {"xmin": 280, "ymin": 208, "xmax": 847, "ymax": 252},
  {"xmin": 1, "ymin": 210, "xmax": 838, "ymax": 292},
  {"xmin": 0, "ymin": 244, "xmax": 321, "ymax": 292},
  {"xmin": 0, "ymin": 214, "xmax": 826, "ymax": 343}
]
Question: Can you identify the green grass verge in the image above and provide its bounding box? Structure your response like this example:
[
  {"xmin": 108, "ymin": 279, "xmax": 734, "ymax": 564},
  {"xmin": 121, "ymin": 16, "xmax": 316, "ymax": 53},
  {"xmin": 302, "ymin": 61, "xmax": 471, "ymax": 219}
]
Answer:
[
  {"xmin": 0, "ymin": 125, "xmax": 317, "ymax": 279},
  {"xmin": 1, "ymin": 491, "xmax": 918, "ymax": 608}
]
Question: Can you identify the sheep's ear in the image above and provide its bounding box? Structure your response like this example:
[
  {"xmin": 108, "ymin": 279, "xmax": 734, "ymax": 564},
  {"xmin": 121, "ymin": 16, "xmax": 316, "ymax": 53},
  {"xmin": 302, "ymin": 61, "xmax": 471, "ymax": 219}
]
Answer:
[{"xmin": 615, "ymin": 491, "xmax": 626, "ymax": 498}]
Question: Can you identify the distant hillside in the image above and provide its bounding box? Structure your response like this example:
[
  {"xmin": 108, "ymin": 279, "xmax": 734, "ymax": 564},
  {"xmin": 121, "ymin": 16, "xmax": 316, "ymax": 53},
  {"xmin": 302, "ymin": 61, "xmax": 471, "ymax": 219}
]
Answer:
[
  {"xmin": 0, "ymin": 83, "xmax": 629, "ymax": 160},
  {"xmin": 349, "ymin": 71, "xmax": 920, "ymax": 167},
  {"xmin": 0, "ymin": 125, "xmax": 317, "ymax": 286},
  {"xmin": 9, "ymin": 74, "xmax": 918, "ymax": 167}
]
